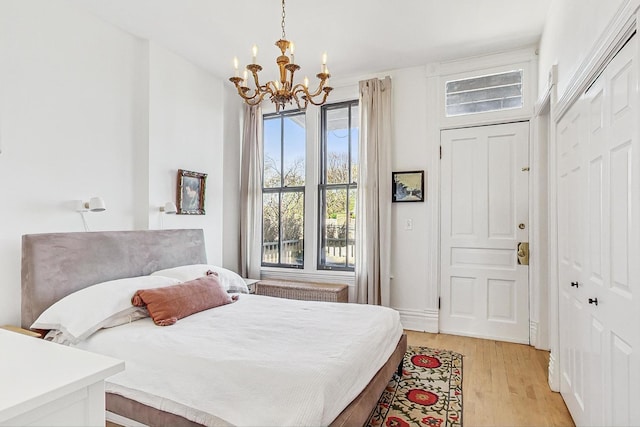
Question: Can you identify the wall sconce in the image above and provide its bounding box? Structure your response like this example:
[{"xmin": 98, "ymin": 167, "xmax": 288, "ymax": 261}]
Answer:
[
  {"xmin": 159, "ymin": 202, "xmax": 177, "ymax": 230},
  {"xmin": 75, "ymin": 197, "xmax": 106, "ymax": 231},
  {"xmin": 76, "ymin": 197, "xmax": 107, "ymax": 212},
  {"xmin": 159, "ymin": 202, "xmax": 177, "ymax": 214}
]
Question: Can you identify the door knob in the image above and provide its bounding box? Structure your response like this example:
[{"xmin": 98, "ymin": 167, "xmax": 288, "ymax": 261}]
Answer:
[
  {"xmin": 571, "ymin": 281, "xmax": 579, "ymax": 288},
  {"xmin": 588, "ymin": 297, "xmax": 598, "ymax": 306}
]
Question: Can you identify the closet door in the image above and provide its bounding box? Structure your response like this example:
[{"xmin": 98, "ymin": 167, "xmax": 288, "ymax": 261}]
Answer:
[
  {"xmin": 583, "ymin": 36, "xmax": 640, "ymax": 426},
  {"xmin": 557, "ymin": 35, "xmax": 640, "ymax": 426},
  {"xmin": 557, "ymin": 97, "xmax": 589, "ymax": 426}
]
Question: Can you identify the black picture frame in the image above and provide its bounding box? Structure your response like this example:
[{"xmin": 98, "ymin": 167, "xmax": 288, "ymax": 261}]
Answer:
[
  {"xmin": 177, "ymin": 169, "xmax": 207, "ymax": 214},
  {"xmin": 392, "ymin": 170, "xmax": 425, "ymax": 202}
]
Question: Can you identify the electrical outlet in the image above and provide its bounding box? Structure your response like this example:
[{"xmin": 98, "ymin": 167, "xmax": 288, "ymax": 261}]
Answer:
[{"xmin": 405, "ymin": 218, "xmax": 413, "ymax": 230}]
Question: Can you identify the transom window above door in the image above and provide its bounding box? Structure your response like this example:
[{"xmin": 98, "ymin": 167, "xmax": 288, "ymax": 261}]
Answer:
[{"xmin": 445, "ymin": 69, "xmax": 523, "ymax": 117}]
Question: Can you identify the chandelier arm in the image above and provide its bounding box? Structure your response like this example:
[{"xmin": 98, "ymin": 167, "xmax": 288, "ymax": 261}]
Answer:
[
  {"xmin": 229, "ymin": 78, "xmax": 258, "ymax": 101},
  {"xmin": 292, "ymin": 89, "xmax": 309, "ymax": 110},
  {"xmin": 304, "ymin": 82, "xmax": 327, "ymax": 98},
  {"xmin": 266, "ymin": 80, "xmax": 279, "ymax": 93},
  {"xmin": 248, "ymin": 67, "xmax": 263, "ymax": 91},
  {"xmin": 230, "ymin": 74, "xmax": 274, "ymax": 103},
  {"xmin": 234, "ymin": 83, "xmax": 262, "ymax": 102},
  {"xmin": 306, "ymin": 88, "xmax": 333, "ymax": 106},
  {"xmin": 245, "ymin": 91, "xmax": 270, "ymax": 106}
]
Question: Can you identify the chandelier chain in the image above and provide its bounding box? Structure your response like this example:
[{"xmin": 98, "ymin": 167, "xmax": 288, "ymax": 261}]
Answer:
[{"xmin": 281, "ymin": 0, "xmax": 286, "ymax": 40}]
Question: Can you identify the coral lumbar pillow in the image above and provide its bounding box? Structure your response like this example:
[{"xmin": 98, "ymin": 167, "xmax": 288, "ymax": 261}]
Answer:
[{"xmin": 132, "ymin": 274, "xmax": 237, "ymax": 326}]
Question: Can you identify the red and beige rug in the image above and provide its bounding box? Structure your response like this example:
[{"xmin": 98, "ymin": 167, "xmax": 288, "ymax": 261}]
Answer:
[{"xmin": 367, "ymin": 346, "xmax": 463, "ymax": 427}]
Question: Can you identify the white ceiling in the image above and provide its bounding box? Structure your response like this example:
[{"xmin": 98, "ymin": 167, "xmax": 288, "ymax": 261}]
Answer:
[{"xmin": 71, "ymin": 0, "xmax": 552, "ymax": 84}]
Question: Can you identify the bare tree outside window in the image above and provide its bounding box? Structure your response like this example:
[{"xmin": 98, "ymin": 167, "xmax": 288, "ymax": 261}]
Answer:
[
  {"xmin": 319, "ymin": 101, "xmax": 359, "ymax": 270},
  {"xmin": 262, "ymin": 111, "xmax": 305, "ymax": 267}
]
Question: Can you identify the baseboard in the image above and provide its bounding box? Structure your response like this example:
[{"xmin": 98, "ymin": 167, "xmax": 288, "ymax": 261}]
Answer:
[
  {"xmin": 396, "ymin": 308, "xmax": 438, "ymax": 333},
  {"xmin": 548, "ymin": 351, "xmax": 560, "ymax": 392}
]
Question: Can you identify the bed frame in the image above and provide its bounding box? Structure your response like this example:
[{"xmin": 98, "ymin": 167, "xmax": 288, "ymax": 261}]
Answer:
[{"xmin": 21, "ymin": 229, "xmax": 407, "ymax": 427}]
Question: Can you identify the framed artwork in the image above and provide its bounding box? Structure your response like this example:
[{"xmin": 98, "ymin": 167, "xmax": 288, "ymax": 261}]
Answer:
[
  {"xmin": 177, "ymin": 169, "xmax": 207, "ymax": 214},
  {"xmin": 392, "ymin": 170, "xmax": 425, "ymax": 202}
]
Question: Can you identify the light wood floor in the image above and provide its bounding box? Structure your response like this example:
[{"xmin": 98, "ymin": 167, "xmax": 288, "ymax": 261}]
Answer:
[{"xmin": 407, "ymin": 330, "xmax": 574, "ymax": 427}]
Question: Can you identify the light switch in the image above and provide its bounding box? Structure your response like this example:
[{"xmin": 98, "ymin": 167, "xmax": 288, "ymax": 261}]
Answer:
[{"xmin": 405, "ymin": 218, "xmax": 413, "ymax": 230}]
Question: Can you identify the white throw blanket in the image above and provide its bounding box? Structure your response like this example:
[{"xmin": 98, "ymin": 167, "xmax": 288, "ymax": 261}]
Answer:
[{"xmin": 74, "ymin": 294, "xmax": 403, "ymax": 426}]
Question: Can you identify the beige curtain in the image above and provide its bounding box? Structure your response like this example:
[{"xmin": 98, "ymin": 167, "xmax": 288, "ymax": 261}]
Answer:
[
  {"xmin": 240, "ymin": 104, "xmax": 263, "ymax": 279},
  {"xmin": 356, "ymin": 76, "xmax": 392, "ymax": 306}
]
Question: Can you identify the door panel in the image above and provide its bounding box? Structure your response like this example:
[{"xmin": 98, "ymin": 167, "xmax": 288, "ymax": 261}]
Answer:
[
  {"xmin": 440, "ymin": 121, "xmax": 529, "ymax": 343},
  {"xmin": 557, "ymin": 102, "xmax": 589, "ymax": 424}
]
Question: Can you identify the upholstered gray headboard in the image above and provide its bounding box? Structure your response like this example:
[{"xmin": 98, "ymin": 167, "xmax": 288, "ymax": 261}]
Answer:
[{"xmin": 21, "ymin": 229, "xmax": 207, "ymax": 329}]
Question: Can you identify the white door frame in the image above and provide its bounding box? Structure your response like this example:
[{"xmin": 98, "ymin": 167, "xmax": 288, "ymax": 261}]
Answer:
[{"xmin": 534, "ymin": 68, "xmax": 561, "ymax": 391}]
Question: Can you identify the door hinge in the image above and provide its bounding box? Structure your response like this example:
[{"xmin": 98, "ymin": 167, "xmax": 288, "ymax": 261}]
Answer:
[
  {"xmin": 438, "ymin": 297, "xmax": 441, "ymax": 309},
  {"xmin": 440, "ymin": 145, "xmax": 442, "ymax": 159}
]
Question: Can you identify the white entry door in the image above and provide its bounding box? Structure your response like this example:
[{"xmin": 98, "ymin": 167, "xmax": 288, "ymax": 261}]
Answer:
[{"xmin": 440, "ymin": 122, "xmax": 530, "ymax": 344}]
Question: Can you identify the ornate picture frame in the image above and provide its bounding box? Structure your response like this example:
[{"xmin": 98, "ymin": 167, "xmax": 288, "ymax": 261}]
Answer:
[
  {"xmin": 392, "ymin": 170, "xmax": 425, "ymax": 202},
  {"xmin": 177, "ymin": 169, "xmax": 207, "ymax": 215}
]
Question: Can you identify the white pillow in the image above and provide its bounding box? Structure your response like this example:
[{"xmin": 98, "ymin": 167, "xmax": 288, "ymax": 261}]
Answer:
[
  {"xmin": 32, "ymin": 275, "xmax": 180, "ymax": 344},
  {"xmin": 151, "ymin": 264, "xmax": 249, "ymax": 294}
]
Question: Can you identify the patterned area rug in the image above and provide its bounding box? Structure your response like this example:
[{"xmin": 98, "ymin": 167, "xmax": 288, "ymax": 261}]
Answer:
[{"xmin": 367, "ymin": 346, "xmax": 463, "ymax": 427}]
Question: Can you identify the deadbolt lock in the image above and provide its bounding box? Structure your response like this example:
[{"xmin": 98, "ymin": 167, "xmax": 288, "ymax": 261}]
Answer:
[
  {"xmin": 518, "ymin": 223, "xmax": 526, "ymax": 230},
  {"xmin": 517, "ymin": 242, "xmax": 529, "ymax": 265}
]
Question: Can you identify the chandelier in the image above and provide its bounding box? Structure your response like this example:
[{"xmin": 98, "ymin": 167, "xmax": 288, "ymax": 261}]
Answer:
[{"xmin": 229, "ymin": 0, "xmax": 332, "ymax": 112}]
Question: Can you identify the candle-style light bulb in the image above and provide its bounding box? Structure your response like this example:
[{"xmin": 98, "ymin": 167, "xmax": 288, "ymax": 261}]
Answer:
[
  {"xmin": 243, "ymin": 70, "xmax": 249, "ymax": 87},
  {"xmin": 290, "ymin": 42, "xmax": 295, "ymax": 64},
  {"xmin": 322, "ymin": 52, "xmax": 328, "ymax": 74},
  {"xmin": 252, "ymin": 45, "xmax": 258, "ymax": 64},
  {"xmin": 233, "ymin": 56, "xmax": 239, "ymax": 77},
  {"xmin": 303, "ymin": 76, "xmax": 309, "ymax": 88}
]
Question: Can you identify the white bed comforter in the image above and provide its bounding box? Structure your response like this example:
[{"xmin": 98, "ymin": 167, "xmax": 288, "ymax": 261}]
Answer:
[{"xmin": 73, "ymin": 294, "xmax": 403, "ymax": 427}]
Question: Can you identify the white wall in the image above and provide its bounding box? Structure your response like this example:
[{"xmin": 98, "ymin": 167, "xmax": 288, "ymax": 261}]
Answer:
[
  {"xmin": 221, "ymin": 86, "xmax": 242, "ymax": 271},
  {"xmin": 387, "ymin": 67, "xmax": 432, "ymax": 326},
  {"xmin": 147, "ymin": 42, "xmax": 225, "ymax": 264},
  {"xmin": 538, "ymin": 0, "xmax": 627, "ymax": 99},
  {"xmin": 0, "ymin": 1, "xmax": 234, "ymax": 325}
]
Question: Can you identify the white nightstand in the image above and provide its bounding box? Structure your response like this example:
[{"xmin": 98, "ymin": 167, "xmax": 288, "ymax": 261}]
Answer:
[
  {"xmin": 243, "ymin": 278, "xmax": 259, "ymax": 294},
  {"xmin": 0, "ymin": 329, "xmax": 124, "ymax": 427}
]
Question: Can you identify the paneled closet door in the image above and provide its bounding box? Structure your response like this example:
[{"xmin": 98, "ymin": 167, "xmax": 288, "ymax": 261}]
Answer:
[
  {"xmin": 557, "ymin": 98, "xmax": 589, "ymax": 426},
  {"xmin": 583, "ymin": 35, "xmax": 640, "ymax": 426},
  {"xmin": 557, "ymin": 35, "xmax": 640, "ymax": 426}
]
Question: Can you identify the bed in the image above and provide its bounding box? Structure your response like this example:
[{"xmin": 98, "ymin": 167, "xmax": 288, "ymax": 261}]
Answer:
[{"xmin": 21, "ymin": 229, "xmax": 407, "ymax": 427}]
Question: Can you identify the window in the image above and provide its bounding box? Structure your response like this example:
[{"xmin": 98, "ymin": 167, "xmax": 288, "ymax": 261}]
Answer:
[
  {"xmin": 318, "ymin": 100, "xmax": 359, "ymax": 270},
  {"xmin": 445, "ymin": 69, "xmax": 523, "ymax": 117},
  {"xmin": 262, "ymin": 111, "xmax": 305, "ymax": 268}
]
